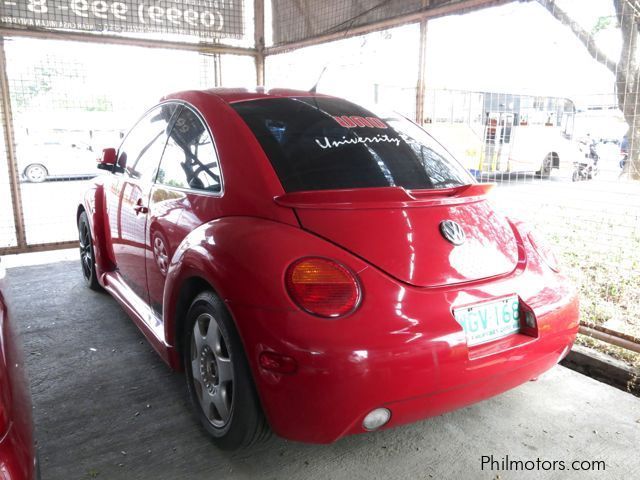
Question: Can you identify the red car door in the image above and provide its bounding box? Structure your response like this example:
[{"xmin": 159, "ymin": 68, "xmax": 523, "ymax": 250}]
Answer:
[
  {"xmin": 146, "ymin": 106, "xmax": 223, "ymax": 315},
  {"xmin": 105, "ymin": 104, "xmax": 179, "ymax": 302}
]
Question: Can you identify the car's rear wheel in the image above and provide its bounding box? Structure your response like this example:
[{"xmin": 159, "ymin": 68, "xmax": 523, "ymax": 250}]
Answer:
[
  {"xmin": 78, "ymin": 211, "xmax": 102, "ymax": 291},
  {"xmin": 183, "ymin": 291, "xmax": 270, "ymax": 450},
  {"xmin": 24, "ymin": 164, "xmax": 48, "ymax": 183}
]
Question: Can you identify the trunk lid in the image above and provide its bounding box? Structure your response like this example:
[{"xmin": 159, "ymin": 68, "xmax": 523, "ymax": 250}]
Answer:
[{"xmin": 276, "ymin": 185, "xmax": 519, "ymax": 288}]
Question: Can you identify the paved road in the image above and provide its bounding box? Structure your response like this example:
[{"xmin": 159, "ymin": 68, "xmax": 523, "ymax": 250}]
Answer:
[{"xmin": 4, "ymin": 260, "xmax": 640, "ymax": 480}]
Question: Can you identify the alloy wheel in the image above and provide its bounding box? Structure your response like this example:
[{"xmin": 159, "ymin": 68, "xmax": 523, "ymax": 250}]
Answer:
[
  {"xmin": 190, "ymin": 313, "xmax": 234, "ymax": 428},
  {"xmin": 79, "ymin": 221, "xmax": 92, "ymax": 280}
]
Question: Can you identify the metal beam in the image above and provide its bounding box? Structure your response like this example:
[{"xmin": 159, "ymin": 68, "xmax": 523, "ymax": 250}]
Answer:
[
  {"xmin": 254, "ymin": 0, "xmax": 266, "ymax": 86},
  {"xmin": 0, "ymin": 36, "xmax": 26, "ymax": 250},
  {"xmin": 0, "ymin": 28, "xmax": 257, "ymax": 57},
  {"xmin": 579, "ymin": 325, "xmax": 640, "ymax": 354},
  {"xmin": 580, "ymin": 322, "xmax": 640, "ymax": 345},
  {"xmin": 265, "ymin": 0, "xmax": 512, "ymax": 56}
]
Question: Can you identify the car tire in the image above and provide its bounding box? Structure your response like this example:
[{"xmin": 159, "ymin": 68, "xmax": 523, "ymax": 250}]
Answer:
[
  {"xmin": 77, "ymin": 211, "xmax": 102, "ymax": 291},
  {"xmin": 183, "ymin": 291, "xmax": 270, "ymax": 450},
  {"xmin": 536, "ymin": 154, "xmax": 553, "ymax": 179},
  {"xmin": 23, "ymin": 164, "xmax": 48, "ymax": 183}
]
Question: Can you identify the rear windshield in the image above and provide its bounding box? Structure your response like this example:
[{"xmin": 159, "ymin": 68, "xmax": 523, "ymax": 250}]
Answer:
[{"xmin": 232, "ymin": 96, "xmax": 473, "ymax": 192}]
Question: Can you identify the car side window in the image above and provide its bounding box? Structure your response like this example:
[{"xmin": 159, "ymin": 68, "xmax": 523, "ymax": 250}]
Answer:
[
  {"xmin": 156, "ymin": 107, "xmax": 221, "ymax": 193},
  {"xmin": 117, "ymin": 103, "xmax": 178, "ymax": 182}
]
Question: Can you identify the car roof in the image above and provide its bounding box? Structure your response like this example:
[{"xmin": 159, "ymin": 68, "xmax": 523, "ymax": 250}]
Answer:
[{"xmin": 165, "ymin": 87, "xmax": 333, "ymax": 105}]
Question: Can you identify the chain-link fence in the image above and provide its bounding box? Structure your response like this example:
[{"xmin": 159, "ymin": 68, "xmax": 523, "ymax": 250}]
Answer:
[
  {"xmin": 0, "ymin": 0, "xmax": 253, "ymax": 46},
  {"xmin": 0, "ymin": 0, "xmax": 639, "ymax": 364},
  {"xmin": 264, "ymin": 0, "xmax": 640, "ymax": 367},
  {"xmin": 266, "ymin": 23, "xmax": 420, "ymax": 117},
  {"xmin": 0, "ymin": 36, "xmax": 255, "ymax": 250}
]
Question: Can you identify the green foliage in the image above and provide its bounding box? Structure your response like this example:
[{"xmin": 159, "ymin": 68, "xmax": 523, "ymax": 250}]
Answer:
[
  {"xmin": 11, "ymin": 64, "xmax": 61, "ymax": 111},
  {"xmin": 10, "ymin": 58, "xmax": 112, "ymax": 113},
  {"xmin": 591, "ymin": 15, "xmax": 615, "ymax": 35},
  {"xmin": 85, "ymin": 95, "xmax": 113, "ymax": 112},
  {"xmin": 493, "ymin": 180, "xmax": 640, "ymax": 368}
]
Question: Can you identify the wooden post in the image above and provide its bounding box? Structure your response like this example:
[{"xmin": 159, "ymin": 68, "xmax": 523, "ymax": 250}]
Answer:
[
  {"xmin": 0, "ymin": 37, "xmax": 26, "ymax": 249},
  {"xmin": 415, "ymin": 0, "xmax": 430, "ymax": 125},
  {"xmin": 254, "ymin": 0, "xmax": 266, "ymax": 86},
  {"xmin": 0, "ymin": 28, "xmax": 257, "ymax": 56}
]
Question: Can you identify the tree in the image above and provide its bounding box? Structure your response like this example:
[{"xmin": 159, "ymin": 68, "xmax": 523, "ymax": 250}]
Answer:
[{"xmin": 538, "ymin": 0, "xmax": 640, "ymax": 180}]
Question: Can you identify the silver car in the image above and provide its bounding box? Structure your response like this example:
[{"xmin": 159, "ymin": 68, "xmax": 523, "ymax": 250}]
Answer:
[{"xmin": 18, "ymin": 141, "xmax": 99, "ymax": 183}]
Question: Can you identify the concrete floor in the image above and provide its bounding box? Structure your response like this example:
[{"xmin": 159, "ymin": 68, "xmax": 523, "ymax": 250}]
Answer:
[{"xmin": 5, "ymin": 260, "xmax": 640, "ymax": 480}]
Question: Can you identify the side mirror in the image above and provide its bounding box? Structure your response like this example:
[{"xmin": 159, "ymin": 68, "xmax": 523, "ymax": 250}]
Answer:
[{"xmin": 97, "ymin": 148, "xmax": 117, "ymax": 172}]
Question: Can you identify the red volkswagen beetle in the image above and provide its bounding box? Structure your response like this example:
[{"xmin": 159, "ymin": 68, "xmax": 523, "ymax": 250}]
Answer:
[
  {"xmin": 77, "ymin": 88, "xmax": 579, "ymax": 449},
  {"xmin": 0, "ymin": 260, "xmax": 37, "ymax": 478}
]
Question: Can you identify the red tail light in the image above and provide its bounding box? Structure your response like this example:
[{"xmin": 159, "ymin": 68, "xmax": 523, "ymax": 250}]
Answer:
[{"xmin": 285, "ymin": 257, "xmax": 361, "ymax": 318}]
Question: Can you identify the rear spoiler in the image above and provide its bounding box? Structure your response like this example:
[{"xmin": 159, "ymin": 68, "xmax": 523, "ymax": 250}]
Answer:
[{"xmin": 274, "ymin": 183, "xmax": 495, "ymax": 209}]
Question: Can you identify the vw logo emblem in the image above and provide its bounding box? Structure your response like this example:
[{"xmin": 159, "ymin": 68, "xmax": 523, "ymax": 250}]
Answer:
[{"xmin": 439, "ymin": 220, "xmax": 466, "ymax": 245}]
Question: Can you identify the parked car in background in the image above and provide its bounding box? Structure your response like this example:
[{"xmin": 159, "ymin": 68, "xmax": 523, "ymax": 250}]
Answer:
[
  {"xmin": 18, "ymin": 141, "xmax": 99, "ymax": 183},
  {"xmin": 77, "ymin": 88, "xmax": 579, "ymax": 450},
  {"xmin": 0, "ymin": 259, "xmax": 37, "ymax": 479}
]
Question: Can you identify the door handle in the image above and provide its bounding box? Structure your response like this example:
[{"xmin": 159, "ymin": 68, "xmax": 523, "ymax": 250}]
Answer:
[{"xmin": 133, "ymin": 199, "xmax": 148, "ymax": 215}]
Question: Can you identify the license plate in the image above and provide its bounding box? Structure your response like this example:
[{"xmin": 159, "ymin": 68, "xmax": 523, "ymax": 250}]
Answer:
[{"xmin": 453, "ymin": 295, "xmax": 520, "ymax": 347}]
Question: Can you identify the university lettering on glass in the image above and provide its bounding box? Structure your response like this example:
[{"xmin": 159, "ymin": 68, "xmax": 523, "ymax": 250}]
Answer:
[{"xmin": 0, "ymin": 0, "xmax": 244, "ymax": 39}]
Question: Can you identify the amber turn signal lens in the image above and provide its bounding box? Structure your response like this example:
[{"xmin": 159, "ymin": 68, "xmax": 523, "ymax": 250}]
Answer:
[{"xmin": 285, "ymin": 257, "xmax": 361, "ymax": 318}]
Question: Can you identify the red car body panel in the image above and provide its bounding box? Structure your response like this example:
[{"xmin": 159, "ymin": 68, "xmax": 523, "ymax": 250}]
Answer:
[
  {"xmin": 289, "ymin": 188, "xmax": 519, "ymax": 287},
  {"xmin": 0, "ymin": 268, "xmax": 36, "ymax": 479},
  {"xmin": 79, "ymin": 87, "xmax": 579, "ymax": 443}
]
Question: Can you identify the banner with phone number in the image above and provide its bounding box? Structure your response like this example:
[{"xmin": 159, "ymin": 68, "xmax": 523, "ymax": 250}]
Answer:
[{"xmin": 0, "ymin": 0, "xmax": 244, "ymax": 40}]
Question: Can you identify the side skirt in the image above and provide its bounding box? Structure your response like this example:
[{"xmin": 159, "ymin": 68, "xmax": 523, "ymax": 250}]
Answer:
[{"xmin": 103, "ymin": 271, "xmax": 179, "ymax": 369}]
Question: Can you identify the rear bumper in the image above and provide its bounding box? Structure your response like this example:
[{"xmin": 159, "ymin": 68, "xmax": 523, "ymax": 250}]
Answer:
[
  {"xmin": 232, "ymin": 255, "xmax": 579, "ymax": 443},
  {"xmin": 376, "ymin": 331, "xmax": 573, "ymax": 435},
  {"xmin": 246, "ymin": 323, "xmax": 575, "ymax": 444}
]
